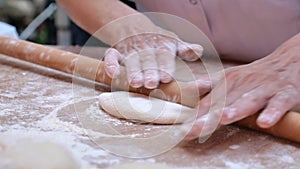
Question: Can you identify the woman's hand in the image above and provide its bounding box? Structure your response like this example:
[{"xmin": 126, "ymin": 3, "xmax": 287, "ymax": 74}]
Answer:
[
  {"xmin": 57, "ymin": 0, "xmax": 203, "ymax": 89},
  {"xmin": 101, "ymin": 14, "xmax": 203, "ymax": 89},
  {"xmin": 184, "ymin": 33, "xmax": 300, "ymax": 140},
  {"xmin": 104, "ymin": 33, "xmax": 203, "ymax": 89}
]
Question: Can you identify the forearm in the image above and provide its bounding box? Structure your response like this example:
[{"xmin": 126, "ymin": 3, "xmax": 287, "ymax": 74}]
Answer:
[
  {"xmin": 56, "ymin": 0, "xmax": 153, "ymax": 45},
  {"xmin": 56, "ymin": 0, "xmax": 136, "ymax": 33}
]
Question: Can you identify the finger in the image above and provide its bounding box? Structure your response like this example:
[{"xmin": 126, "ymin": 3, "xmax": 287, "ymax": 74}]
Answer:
[
  {"xmin": 194, "ymin": 70, "xmax": 226, "ymax": 97},
  {"xmin": 177, "ymin": 41, "xmax": 203, "ymax": 62},
  {"xmin": 214, "ymin": 66, "xmax": 264, "ymax": 107},
  {"xmin": 203, "ymin": 71, "xmax": 225, "ymax": 89},
  {"xmin": 156, "ymin": 49, "xmax": 176, "ymax": 83},
  {"xmin": 183, "ymin": 112, "xmax": 221, "ymax": 141},
  {"xmin": 193, "ymin": 75, "xmax": 226, "ymax": 116},
  {"xmin": 124, "ymin": 52, "xmax": 144, "ymax": 88},
  {"xmin": 198, "ymin": 94, "xmax": 212, "ymax": 115},
  {"xmin": 195, "ymin": 75, "xmax": 212, "ymax": 95},
  {"xmin": 140, "ymin": 50, "xmax": 160, "ymax": 89},
  {"xmin": 182, "ymin": 73, "xmax": 219, "ymax": 98},
  {"xmin": 184, "ymin": 81, "xmax": 227, "ymax": 140},
  {"xmin": 182, "ymin": 115, "xmax": 206, "ymax": 140},
  {"xmin": 180, "ymin": 81, "xmax": 202, "ymax": 98},
  {"xmin": 198, "ymin": 84, "xmax": 226, "ymax": 136},
  {"xmin": 221, "ymin": 86, "xmax": 271, "ymax": 125},
  {"xmin": 104, "ymin": 48, "xmax": 122, "ymax": 78},
  {"xmin": 257, "ymin": 86, "xmax": 299, "ymax": 128}
]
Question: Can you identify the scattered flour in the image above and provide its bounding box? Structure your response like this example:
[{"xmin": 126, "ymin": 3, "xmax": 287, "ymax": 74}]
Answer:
[
  {"xmin": 280, "ymin": 155, "xmax": 295, "ymax": 163},
  {"xmin": 229, "ymin": 144, "xmax": 240, "ymax": 150}
]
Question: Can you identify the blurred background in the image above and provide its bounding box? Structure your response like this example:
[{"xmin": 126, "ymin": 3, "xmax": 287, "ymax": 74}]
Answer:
[{"xmin": 0, "ymin": 0, "xmax": 136, "ymax": 46}]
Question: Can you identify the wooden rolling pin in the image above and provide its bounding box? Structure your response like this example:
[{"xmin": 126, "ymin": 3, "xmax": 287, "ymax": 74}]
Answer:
[{"xmin": 0, "ymin": 35, "xmax": 299, "ymax": 143}]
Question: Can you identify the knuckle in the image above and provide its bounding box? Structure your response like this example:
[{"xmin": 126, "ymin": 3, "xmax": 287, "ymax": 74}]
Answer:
[
  {"xmin": 159, "ymin": 63, "xmax": 175, "ymax": 72},
  {"xmin": 144, "ymin": 69, "xmax": 157, "ymax": 76},
  {"xmin": 141, "ymin": 54, "xmax": 154, "ymax": 61},
  {"xmin": 127, "ymin": 67, "xmax": 139, "ymax": 74},
  {"xmin": 124, "ymin": 52, "xmax": 138, "ymax": 61},
  {"xmin": 276, "ymin": 85, "xmax": 298, "ymax": 101},
  {"xmin": 114, "ymin": 43, "xmax": 127, "ymax": 54},
  {"xmin": 129, "ymin": 72, "xmax": 142, "ymax": 81},
  {"xmin": 156, "ymin": 48, "xmax": 174, "ymax": 56}
]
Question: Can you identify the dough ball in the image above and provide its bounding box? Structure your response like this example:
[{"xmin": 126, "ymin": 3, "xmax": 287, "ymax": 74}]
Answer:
[
  {"xmin": 98, "ymin": 91, "xmax": 197, "ymax": 124},
  {"xmin": 0, "ymin": 139, "xmax": 79, "ymax": 169}
]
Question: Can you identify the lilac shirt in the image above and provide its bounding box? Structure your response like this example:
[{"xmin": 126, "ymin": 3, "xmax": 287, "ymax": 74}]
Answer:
[{"xmin": 133, "ymin": 0, "xmax": 300, "ymax": 62}]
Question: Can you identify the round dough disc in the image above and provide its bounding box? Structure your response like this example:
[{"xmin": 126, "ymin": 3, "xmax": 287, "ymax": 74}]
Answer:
[{"xmin": 98, "ymin": 91, "xmax": 197, "ymax": 124}]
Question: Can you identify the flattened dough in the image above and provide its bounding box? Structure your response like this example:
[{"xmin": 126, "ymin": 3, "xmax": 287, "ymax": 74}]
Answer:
[{"xmin": 98, "ymin": 91, "xmax": 197, "ymax": 124}]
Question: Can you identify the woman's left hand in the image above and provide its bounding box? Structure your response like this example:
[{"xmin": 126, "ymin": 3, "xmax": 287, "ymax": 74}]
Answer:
[{"xmin": 184, "ymin": 33, "xmax": 300, "ymax": 140}]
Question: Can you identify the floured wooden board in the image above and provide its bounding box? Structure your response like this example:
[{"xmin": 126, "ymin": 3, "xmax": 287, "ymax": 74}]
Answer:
[{"xmin": 1, "ymin": 47, "xmax": 300, "ymax": 168}]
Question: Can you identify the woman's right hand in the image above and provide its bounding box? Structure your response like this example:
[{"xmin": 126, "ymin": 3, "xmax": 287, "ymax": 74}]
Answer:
[{"xmin": 104, "ymin": 25, "xmax": 204, "ymax": 89}]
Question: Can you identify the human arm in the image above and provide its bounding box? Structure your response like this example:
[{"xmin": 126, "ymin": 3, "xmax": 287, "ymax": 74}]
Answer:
[
  {"xmin": 56, "ymin": 0, "xmax": 203, "ymax": 89},
  {"xmin": 56, "ymin": 0, "xmax": 136, "ymax": 40}
]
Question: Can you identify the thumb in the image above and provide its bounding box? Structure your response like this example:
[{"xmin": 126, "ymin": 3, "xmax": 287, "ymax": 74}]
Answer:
[{"xmin": 104, "ymin": 48, "xmax": 123, "ymax": 78}]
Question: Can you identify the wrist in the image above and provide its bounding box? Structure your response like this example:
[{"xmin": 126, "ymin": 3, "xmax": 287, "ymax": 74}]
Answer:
[{"xmin": 95, "ymin": 13, "xmax": 177, "ymax": 46}]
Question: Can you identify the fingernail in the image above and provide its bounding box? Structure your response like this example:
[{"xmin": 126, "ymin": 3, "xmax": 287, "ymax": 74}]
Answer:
[
  {"xmin": 222, "ymin": 107, "xmax": 237, "ymax": 124},
  {"xmin": 257, "ymin": 113, "xmax": 274, "ymax": 128},
  {"xmin": 131, "ymin": 83, "xmax": 143, "ymax": 88},
  {"xmin": 161, "ymin": 78, "xmax": 172, "ymax": 83},
  {"xmin": 160, "ymin": 74, "xmax": 173, "ymax": 83},
  {"xmin": 145, "ymin": 81, "xmax": 159, "ymax": 89},
  {"xmin": 191, "ymin": 44, "xmax": 203, "ymax": 56},
  {"xmin": 144, "ymin": 76, "xmax": 159, "ymax": 89},
  {"xmin": 257, "ymin": 108, "xmax": 280, "ymax": 128},
  {"xmin": 257, "ymin": 114, "xmax": 271, "ymax": 127},
  {"xmin": 130, "ymin": 75, "xmax": 144, "ymax": 88}
]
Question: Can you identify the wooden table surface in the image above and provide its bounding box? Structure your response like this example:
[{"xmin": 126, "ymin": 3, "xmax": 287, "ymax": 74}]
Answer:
[{"xmin": 0, "ymin": 46, "xmax": 300, "ymax": 169}]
